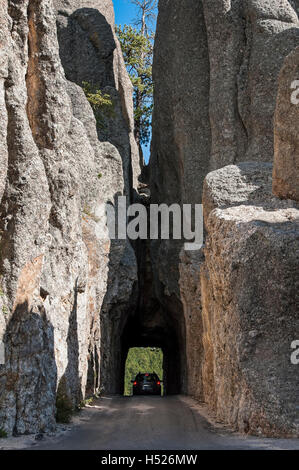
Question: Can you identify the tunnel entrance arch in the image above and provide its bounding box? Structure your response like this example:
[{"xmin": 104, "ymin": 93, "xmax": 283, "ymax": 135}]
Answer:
[
  {"xmin": 98, "ymin": 237, "xmax": 188, "ymax": 398},
  {"xmin": 118, "ymin": 302, "xmax": 186, "ymax": 396}
]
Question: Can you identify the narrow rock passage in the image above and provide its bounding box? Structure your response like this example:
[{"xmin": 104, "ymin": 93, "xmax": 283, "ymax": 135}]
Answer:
[{"xmin": 28, "ymin": 397, "xmax": 299, "ymax": 450}]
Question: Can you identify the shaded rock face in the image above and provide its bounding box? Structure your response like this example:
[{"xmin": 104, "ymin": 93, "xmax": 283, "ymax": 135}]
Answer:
[
  {"xmin": 205, "ymin": 0, "xmax": 299, "ymax": 168},
  {"xmin": 54, "ymin": 0, "xmax": 141, "ymax": 396},
  {"xmin": 0, "ymin": 0, "xmax": 139, "ymax": 435},
  {"xmin": 151, "ymin": 0, "xmax": 299, "ymax": 204},
  {"xmin": 273, "ymin": 46, "xmax": 299, "ymax": 201},
  {"xmin": 151, "ymin": 0, "xmax": 299, "ymax": 436}
]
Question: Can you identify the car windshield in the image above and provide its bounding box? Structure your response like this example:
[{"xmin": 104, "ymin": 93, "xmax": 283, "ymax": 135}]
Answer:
[{"xmin": 136, "ymin": 373, "xmax": 159, "ymax": 382}]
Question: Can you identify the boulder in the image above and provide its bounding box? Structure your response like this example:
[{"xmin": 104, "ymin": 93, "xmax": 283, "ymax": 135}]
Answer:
[{"xmin": 181, "ymin": 162, "xmax": 299, "ymax": 436}]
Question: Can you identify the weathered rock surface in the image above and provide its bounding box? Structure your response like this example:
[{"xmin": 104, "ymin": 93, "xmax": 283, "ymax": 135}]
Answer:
[
  {"xmin": 151, "ymin": 0, "xmax": 299, "ymax": 205},
  {"xmin": 273, "ymin": 46, "xmax": 299, "ymax": 201},
  {"xmin": 204, "ymin": 0, "xmax": 299, "ymax": 168},
  {"xmin": 202, "ymin": 161, "xmax": 298, "ymax": 224},
  {"xmin": 151, "ymin": 0, "xmax": 299, "ymax": 437},
  {"xmin": 150, "ymin": 0, "xmax": 299, "ymax": 302},
  {"xmin": 54, "ymin": 0, "xmax": 140, "ymax": 191},
  {"xmin": 0, "ymin": 0, "xmax": 298, "ymax": 440},
  {"xmin": 0, "ymin": 0, "xmax": 139, "ymax": 435},
  {"xmin": 179, "ymin": 163, "xmax": 299, "ymax": 437}
]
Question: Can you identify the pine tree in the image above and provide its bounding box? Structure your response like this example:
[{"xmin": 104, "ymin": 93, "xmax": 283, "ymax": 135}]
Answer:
[{"xmin": 116, "ymin": 1, "xmax": 157, "ymax": 150}]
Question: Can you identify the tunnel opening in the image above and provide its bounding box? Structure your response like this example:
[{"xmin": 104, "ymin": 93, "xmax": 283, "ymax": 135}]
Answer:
[
  {"xmin": 99, "ymin": 279, "xmax": 188, "ymax": 397},
  {"xmin": 124, "ymin": 347, "xmax": 163, "ymax": 396},
  {"xmin": 99, "ymin": 232, "xmax": 188, "ymax": 398},
  {"xmin": 118, "ymin": 301, "xmax": 186, "ymax": 397}
]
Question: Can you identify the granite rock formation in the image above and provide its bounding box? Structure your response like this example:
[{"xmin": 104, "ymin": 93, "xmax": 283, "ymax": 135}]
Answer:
[
  {"xmin": 150, "ymin": 0, "xmax": 299, "ymax": 310},
  {"xmin": 180, "ymin": 163, "xmax": 299, "ymax": 436},
  {"xmin": 151, "ymin": 0, "xmax": 299, "ymax": 207},
  {"xmin": 151, "ymin": 0, "xmax": 299, "ymax": 436},
  {"xmin": 0, "ymin": 0, "xmax": 298, "ymax": 440},
  {"xmin": 0, "ymin": 0, "xmax": 139, "ymax": 435},
  {"xmin": 54, "ymin": 0, "xmax": 140, "ymax": 190}
]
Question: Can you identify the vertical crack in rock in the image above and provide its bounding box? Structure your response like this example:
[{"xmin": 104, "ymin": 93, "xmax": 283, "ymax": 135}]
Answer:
[{"xmin": 26, "ymin": 0, "xmax": 48, "ymax": 149}]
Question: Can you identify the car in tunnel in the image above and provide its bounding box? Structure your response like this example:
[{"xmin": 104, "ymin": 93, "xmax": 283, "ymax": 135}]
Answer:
[{"xmin": 132, "ymin": 373, "xmax": 162, "ymax": 396}]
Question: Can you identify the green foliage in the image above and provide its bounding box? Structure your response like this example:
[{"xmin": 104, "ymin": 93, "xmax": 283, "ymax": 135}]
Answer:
[
  {"xmin": 0, "ymin": 276, "xmax": 4, "ymax": 297},
  {"xmin": 55, "ymin": 378, "xmax": 73, "ymax": 424},
  {"xmin": 0, "ymin": 428, "xmax": 8, "ymax": 438},
  {"xmin": 82, "ymin": 82, "xmax": 114, "ymax": 129},
  {"xmin": 124, "ymin": 347, "xmax": 163, "ymax": 396},
  {"xmin": 115, "ymin": 24, "xmax": 154, "ymax": 146},
  {"xmin": 74, "ymin": 388, "xmax": 104, "ymax": 412},
  {"xmin": 2, "ymin": 305, "xmax": 8, "ymax": 315},
  {"xmin": 76, "ymin": 397, "xmax": 94, "ymax": 411}
]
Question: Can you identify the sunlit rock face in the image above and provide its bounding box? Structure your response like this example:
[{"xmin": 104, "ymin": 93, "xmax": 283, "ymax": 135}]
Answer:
[
  {"xmin": 179, "ymin": 162, "xmax": 299, "ymax": 437},
  {"xmin": 201, "ymin": 163, "xmax": 298, "ymax": 437},
  {"xmin": 0, "ymin": 0, "xmax": 139, "ymax": 435},
  {"xmin": 151, "ymin": 0, "xmax": 299, "ymax": 436}
]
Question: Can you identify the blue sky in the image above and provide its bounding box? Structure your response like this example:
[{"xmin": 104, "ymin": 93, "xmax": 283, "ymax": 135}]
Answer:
[
  {"xmin": 114, "ymin": 0, "xmax": 138, "ymax": 26},
  {"xmin": 114, "ymin": 0, "xmax": 157, "ymax": 163},
  {"xmin": 114, "ymin": 0, "xmax": 158, "ymax": 29}
]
